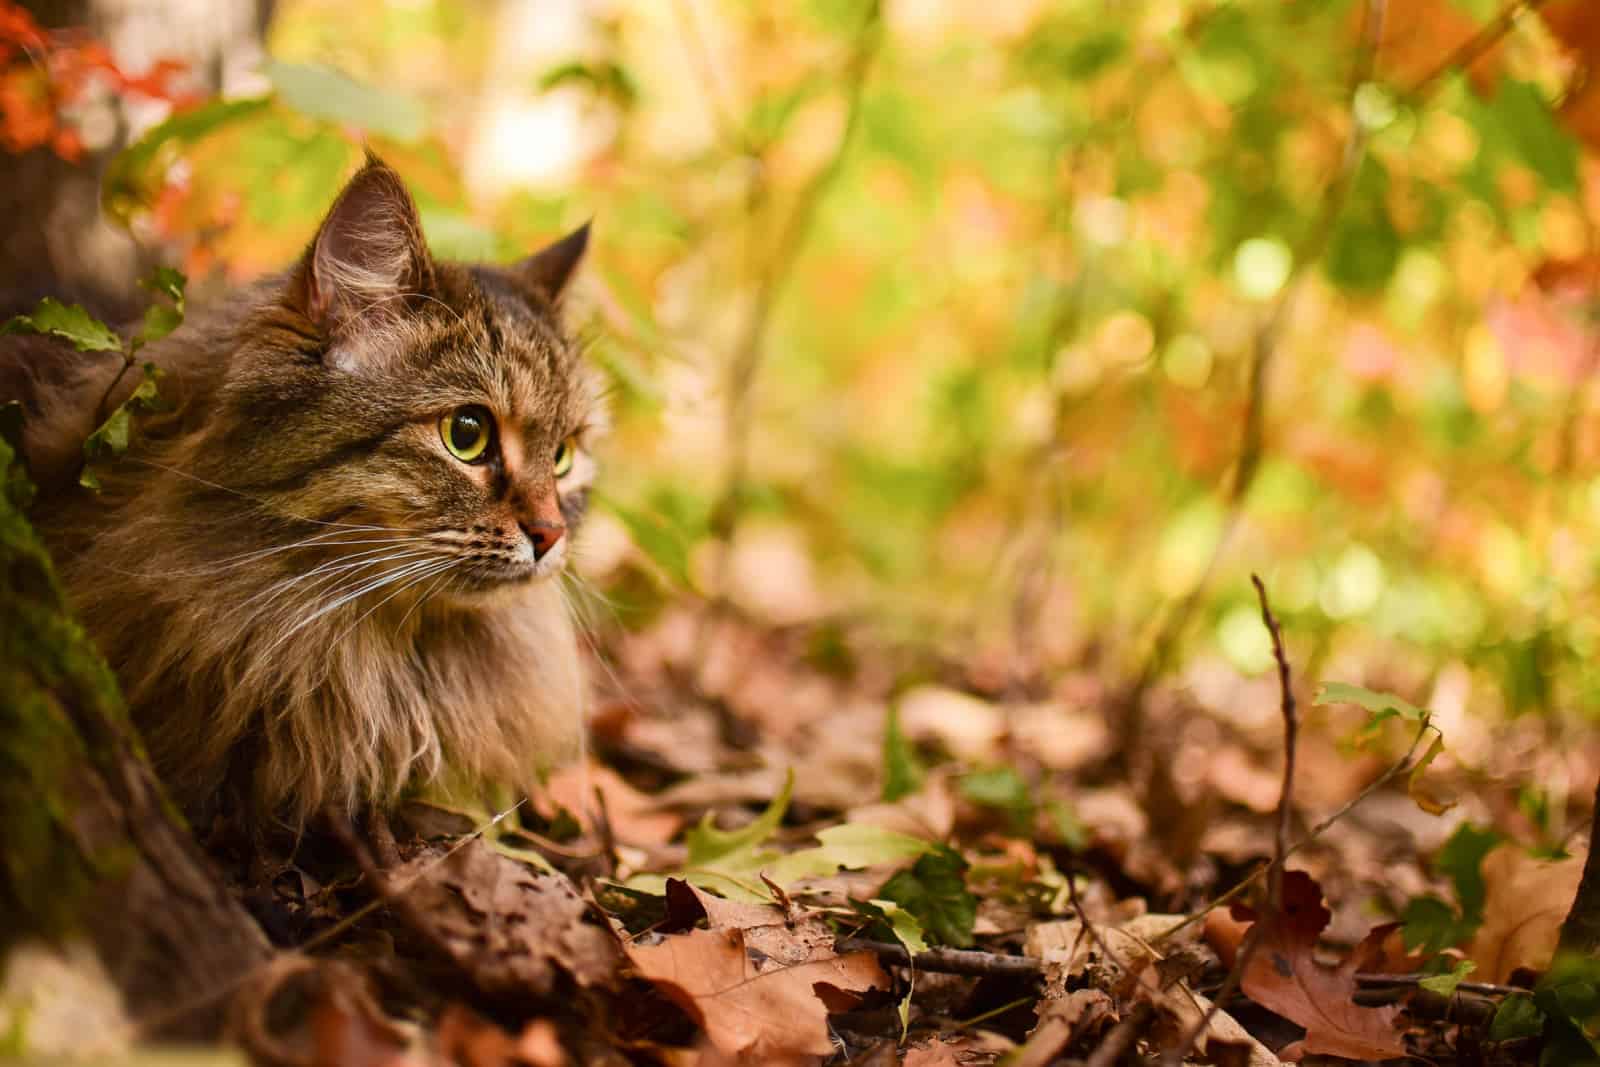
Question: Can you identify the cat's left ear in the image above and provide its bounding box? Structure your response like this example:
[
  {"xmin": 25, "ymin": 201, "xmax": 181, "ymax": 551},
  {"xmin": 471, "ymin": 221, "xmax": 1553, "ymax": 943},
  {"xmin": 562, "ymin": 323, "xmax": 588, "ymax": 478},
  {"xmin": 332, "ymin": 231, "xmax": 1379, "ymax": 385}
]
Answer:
[{"xmin": 513, "ymin": 222, "xmax": 590, "ymax": 306}]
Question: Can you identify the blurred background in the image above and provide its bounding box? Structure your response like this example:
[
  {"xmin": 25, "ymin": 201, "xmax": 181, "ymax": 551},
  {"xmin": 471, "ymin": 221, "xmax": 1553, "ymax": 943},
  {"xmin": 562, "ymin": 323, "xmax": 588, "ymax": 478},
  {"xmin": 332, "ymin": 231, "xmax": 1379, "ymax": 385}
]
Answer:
[{"xmin": 9, "ymin": 0, "xmax": 1600, "ymax": 836}]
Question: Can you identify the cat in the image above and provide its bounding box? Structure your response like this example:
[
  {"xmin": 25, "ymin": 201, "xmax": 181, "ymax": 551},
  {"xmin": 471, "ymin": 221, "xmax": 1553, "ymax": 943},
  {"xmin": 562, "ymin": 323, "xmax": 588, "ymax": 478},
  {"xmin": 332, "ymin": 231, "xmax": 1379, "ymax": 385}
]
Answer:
[{"xmin": 2, "ymin": 155, "xmax": 602, "ymax": 824}]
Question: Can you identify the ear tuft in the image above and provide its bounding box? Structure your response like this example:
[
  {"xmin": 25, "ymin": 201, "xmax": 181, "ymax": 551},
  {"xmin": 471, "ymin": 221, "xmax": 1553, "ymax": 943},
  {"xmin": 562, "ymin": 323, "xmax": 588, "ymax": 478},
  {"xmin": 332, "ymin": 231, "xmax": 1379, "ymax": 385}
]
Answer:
[
  {"xmin": 292, "ymin": 155, "xmax": 435, "ymax": 337},
  {"xmin": 515, "ymin": 221, "xmax": 590, "ymax": 305}
]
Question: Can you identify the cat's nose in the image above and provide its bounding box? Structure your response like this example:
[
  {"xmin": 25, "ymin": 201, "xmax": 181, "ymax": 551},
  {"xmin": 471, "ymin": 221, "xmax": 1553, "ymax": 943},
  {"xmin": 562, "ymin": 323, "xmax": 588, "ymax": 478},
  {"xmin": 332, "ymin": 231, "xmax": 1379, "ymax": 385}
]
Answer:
[{"xmin": 521, "ymin": 520, "xmax": 566, "ymax": 561}]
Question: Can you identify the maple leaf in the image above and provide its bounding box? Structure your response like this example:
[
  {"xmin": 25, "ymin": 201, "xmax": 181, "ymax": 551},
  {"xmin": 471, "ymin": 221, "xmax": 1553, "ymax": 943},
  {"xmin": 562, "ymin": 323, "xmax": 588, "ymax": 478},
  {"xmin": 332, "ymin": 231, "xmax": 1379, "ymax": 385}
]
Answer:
[{"xmin": 1231, "ymin": 870, "xmax": 1407, "ymax": 1062}]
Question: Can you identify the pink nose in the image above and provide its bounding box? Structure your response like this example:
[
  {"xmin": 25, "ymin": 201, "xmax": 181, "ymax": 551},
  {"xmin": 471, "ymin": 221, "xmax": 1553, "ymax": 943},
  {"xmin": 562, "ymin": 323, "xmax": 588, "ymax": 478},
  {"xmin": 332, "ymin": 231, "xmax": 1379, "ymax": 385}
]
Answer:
[{"xmin": 521, "ymin": 520, "xmax": 565, "ymax": 561}]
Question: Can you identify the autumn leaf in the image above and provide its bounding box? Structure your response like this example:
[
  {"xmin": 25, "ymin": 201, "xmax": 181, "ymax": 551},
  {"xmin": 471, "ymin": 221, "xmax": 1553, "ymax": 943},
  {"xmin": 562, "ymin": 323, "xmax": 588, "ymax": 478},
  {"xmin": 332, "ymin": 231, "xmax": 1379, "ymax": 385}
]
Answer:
[
  {"xmin": 625, "ymin": 925, "xmax": 888, "ymax": 1057},
  {"xmin": 1231, "ymin": 870, "xmax": 1407, "ymax": 1061},
  {"xmin": 1469, "ymin": 843, "xmax": 1586, "ymax": 984}
]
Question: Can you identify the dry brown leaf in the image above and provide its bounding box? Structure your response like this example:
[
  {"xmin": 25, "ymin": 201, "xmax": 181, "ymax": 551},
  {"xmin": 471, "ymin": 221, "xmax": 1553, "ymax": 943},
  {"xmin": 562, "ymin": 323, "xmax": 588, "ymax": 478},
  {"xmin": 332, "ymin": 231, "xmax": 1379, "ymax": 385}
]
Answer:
[
  {"xmin": 1010, "ymin": 989, "xmax": 1117, "ymax": 1067},
  {"xmin": 1232, "ymin": 870, "xmax": 1406, "ymax": 1062},
  {"xmin": 901, "ymin": 1040, "xmax": 965, "ymax": 1066},
  {"xmin": 1131, "ymin": 965, "xmax": 1280, "ymax": 1067},
  {"xmin": 398, "ymin": 839, "xmax": 622, "ymax": 997},
  {"xmin": 625, "ymin": 926, "xmax": 889, "ymax": 1057},
  {"xmin": 1469, "ymin": 843, "xmax": 1586, "ymax": 983}
]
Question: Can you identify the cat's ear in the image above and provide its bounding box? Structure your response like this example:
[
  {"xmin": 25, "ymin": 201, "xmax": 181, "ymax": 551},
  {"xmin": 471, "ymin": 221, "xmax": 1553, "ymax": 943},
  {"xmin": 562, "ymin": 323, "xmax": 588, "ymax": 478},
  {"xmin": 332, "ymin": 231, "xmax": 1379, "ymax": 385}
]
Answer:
[
  {"xmin": 290, "ymin": 154, "xmax": 436, "ymax": 336},
  {"xmin": 513, "ymin": 222, "xmax": 590, "ymax": 305}
]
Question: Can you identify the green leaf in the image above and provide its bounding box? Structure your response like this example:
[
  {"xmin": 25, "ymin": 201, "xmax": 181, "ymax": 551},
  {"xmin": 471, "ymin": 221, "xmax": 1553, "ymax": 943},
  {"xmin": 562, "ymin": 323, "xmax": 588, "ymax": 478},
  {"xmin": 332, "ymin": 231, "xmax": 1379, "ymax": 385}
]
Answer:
[
  {"xmin": 0, "ymin": 405, "xmax": 34, "ymax": 511},
  {"xmin": 142, "ymin": 266, "xmax": 187, "ymax": 307},
  {"xmin": 264, "ymin": 60, "xmax": 428, "ymax": 143},
  {"xmin": 80, "ymin": 362, "xmax": 164, "ymax": 490},
  {"xmin": 538, "ymin": 60, "xmax": 639, "ymax": 107},
  {"xmin": 2, "ymin": 298, "xmax": 122, "ymax": 352},
  {"xmin": 598, "ymin": 494, "xmax": 692, "ymax": 588},
  {"xmin": 104, "ymin": 96, "xmax": 273, "ymax": 221},
  {"xmin": 1315, "ymin": 682, "xmax": 1427, "ymax": 721},
  {"xmin": 882, "ymin": 702, "xmax": 923, "ymax": 802},
  {"xmin": 764, "ymin": 822, "xmax": 934, "ymax": 884},
  {"xmin": 877, "ymin": 845, "xmax": 975, "ymax": 948},
  {"xmin": 1436, "ymin": 823, "xmax": 1502, "ymax": 926},
  {"xmin": 1401, "ymin": 894, "xmax": 1468, "ymax": 954},
  {"xmin": 685, "ymin": 769, "xmax": 794, "ymax": 869},
  {"xmin": 1419, "ymin": 958, "xmax": 1475, "ymax": 997},
  {"xmin": 1489, "ymin": 993, "xmax": 1544, "ymax": 1041},
  {"xmin": 1476, "ymin": 80, "xmax": 1580, "ymax": 194},
  {"xmin": 959, "ymin": 767, "xmax": 1034, "ymax": 832}
]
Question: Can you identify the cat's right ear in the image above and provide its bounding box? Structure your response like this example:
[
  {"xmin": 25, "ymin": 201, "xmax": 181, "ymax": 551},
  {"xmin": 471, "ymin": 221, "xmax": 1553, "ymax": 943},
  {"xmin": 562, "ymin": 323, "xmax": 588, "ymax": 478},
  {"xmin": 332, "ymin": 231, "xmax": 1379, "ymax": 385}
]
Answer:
[{"xmin": 288, "ymin": 155, "xmax": 436, "ymax": 340}]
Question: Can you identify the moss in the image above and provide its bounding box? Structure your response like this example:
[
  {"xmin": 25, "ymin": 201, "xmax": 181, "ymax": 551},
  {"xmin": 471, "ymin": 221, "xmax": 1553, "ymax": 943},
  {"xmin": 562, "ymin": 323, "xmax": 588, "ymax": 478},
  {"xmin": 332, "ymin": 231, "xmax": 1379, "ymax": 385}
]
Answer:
[{"xmin": 0, "ymin": 436, "xmax": 142, "ymax": 946}]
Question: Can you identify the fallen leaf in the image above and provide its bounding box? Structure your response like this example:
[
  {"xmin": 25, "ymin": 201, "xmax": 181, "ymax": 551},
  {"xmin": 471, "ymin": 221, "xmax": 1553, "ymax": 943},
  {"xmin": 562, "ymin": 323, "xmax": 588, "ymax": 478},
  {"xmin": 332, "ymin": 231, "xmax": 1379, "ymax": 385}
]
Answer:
[
  {"xmin": 1469, "ymin": 843, "xmax": 1586, "ymax": 983},
  {"xmin": 1231, "ymin": 870, "xmax": 1407, "ymax": 1061},
  {"xmin": 397, "ymin": 839, "xmax": 622, "ymax": 997},
  {"xmin": 1010, "ymin": 989, "xmax": 1116, "ymax": 1067},
  {"xmin": 540, "ymin": 762, "xmax": 683, "ymax": 847},
  {"xmin": 625, "ymin": 926, "xmax": 888, "ymax": 1057}
]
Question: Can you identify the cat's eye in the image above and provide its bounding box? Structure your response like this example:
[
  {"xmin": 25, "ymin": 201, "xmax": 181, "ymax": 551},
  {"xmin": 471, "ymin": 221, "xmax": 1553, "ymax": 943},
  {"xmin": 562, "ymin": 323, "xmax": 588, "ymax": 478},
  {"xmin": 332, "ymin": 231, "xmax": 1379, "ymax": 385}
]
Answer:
[
  {"xmin": 553, "ymin": 436, "xmax": 577, "ymax": 477},
  {"xmin": 440, "ymin": 405, "xmax": 493, "ymax": 463}
]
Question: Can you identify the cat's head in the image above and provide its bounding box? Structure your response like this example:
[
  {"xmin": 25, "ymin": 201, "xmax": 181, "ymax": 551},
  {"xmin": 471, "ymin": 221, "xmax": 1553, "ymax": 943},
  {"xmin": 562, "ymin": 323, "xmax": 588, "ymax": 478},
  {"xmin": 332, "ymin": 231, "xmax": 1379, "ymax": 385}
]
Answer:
[{"xmin": 191, "ymin": 155, "xmax": 602, "ymax": 591}]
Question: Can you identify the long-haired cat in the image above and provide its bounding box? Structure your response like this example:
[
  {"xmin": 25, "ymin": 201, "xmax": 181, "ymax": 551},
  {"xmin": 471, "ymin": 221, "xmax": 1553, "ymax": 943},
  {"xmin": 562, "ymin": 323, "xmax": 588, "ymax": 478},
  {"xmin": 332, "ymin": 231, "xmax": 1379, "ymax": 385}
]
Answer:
[{"xmin": 3, "ymin": 155, "xmax": 600, "ymax": 823}]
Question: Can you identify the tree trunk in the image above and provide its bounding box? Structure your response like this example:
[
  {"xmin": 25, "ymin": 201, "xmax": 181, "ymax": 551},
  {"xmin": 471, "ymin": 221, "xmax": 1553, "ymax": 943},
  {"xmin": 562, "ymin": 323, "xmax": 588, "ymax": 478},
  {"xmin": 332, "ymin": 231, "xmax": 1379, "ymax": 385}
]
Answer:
[
  {"xmin": 0, "ymin": 434, "xmax": 270, "ymax": 1040},
  {"xmin": 1559, "ymin": 774, "xmax": 1600, "ymax": 958}
]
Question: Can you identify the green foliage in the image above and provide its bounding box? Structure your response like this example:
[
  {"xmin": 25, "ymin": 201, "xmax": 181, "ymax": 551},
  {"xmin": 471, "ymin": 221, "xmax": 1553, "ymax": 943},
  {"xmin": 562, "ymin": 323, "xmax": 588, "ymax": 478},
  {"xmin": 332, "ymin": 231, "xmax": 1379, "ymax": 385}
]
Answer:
[
  {"xmin": 877, "ymin": 845, "xmax": 976, "ymax": 948},
  {"xmin": 1418, "ymin": 958, "xmax": 1476, "ymax": 998},
  {"xmin": 959, "ymin": 767, "xmax": 1033, "ymax": 834},
  {"xmin": 264, "ymin": 60, "xmax": 427, "ymax": 143},
  {"xmin": 684, "ymin": 768, "xmax": 794, "ymax": 870},
  {"xmin": 881, "ymin": 703, "xmax": 922, "ymax": 803},
  {"xmin": 1402, "ymin": 822, "xmax": 1502, "ymax": 953},
  {"xmin": 1, "ymin": 298, "xmax": 121, "ymax": 352}
]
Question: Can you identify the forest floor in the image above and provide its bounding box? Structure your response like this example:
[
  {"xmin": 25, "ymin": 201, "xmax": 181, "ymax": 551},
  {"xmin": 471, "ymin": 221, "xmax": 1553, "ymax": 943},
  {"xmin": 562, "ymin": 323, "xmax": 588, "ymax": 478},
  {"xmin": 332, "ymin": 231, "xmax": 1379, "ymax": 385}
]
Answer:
[{"xmin": 161, "ymin": 582, "xmax": 1597, "ymax": 1067}]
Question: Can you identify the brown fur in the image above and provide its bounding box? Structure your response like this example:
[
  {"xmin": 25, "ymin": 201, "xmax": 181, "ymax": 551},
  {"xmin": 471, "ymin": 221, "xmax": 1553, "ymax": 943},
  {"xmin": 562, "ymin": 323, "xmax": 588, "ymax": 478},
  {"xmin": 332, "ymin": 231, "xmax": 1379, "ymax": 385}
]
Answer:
[{"xmin": 4, "ymin": 158, "xmax": 603, "ymax": 823}]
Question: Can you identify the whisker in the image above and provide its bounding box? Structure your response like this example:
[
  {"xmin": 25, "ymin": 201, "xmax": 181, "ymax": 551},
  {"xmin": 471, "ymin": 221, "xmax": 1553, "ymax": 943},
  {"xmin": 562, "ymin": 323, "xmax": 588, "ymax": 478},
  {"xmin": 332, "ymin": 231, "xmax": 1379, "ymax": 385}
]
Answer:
[{"xmin": 127, "ymin": 458, "xmax": 409, "ymax": 532}]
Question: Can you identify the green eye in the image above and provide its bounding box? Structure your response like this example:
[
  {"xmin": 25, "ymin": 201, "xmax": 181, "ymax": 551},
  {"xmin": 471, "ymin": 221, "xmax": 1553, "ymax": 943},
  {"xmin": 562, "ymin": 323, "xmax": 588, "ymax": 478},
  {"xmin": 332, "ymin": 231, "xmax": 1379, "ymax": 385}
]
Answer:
[
  {"xmin": 553, "ymin": 436, "xmax": 577, "ymax": 477},
  {"xmin": 440, "ymin": 405, "xmax": 493, "ymax": 463}
]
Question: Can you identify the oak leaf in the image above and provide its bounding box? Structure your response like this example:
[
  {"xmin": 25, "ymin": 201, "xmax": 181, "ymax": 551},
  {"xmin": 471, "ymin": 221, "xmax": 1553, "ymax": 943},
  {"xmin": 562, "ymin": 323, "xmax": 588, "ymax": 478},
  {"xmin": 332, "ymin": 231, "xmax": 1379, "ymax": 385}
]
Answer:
[{"xmin": 1231, "ymin": 870, "xmax": 1407, "ymax": 1062}]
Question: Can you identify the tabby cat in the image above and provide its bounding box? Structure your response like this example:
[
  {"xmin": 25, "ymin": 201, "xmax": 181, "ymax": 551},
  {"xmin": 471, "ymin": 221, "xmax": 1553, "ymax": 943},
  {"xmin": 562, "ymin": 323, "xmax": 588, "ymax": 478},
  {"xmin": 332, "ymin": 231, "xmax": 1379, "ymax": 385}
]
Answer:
[{"xmin": 3, "ymin": 156, "xmax": 601, "ymax": 823}]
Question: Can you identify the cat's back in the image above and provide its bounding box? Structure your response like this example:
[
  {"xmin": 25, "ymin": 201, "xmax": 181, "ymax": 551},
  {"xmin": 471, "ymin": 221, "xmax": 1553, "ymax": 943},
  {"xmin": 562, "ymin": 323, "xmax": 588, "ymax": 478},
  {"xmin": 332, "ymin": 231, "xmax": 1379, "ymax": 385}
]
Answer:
[
  {"xmin": 0, "ymin": 330, "xmax": 125, "ymax": 491},
  {"xmin": 1, "ymin": 284, "xmax": 264, "ymax": 492}
]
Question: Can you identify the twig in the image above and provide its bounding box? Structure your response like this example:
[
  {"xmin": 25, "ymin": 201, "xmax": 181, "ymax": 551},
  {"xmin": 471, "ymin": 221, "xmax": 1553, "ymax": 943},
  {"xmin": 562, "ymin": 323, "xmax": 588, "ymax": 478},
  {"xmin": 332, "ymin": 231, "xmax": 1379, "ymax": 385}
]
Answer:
[
  {"xmin": 1355, "ymin": 972, "xmax": 1531, "ymax": 999},
  {"xmin": 1154, "ymin": 711, "xmax": 1436, "ymax": 946},
  {"xmin": 706, "ymin": 1, "xmax": 884, "ymax": 550},
  {"xmin": 1085, "ymin": 1002, "xmax": 1154, "ymax": 1067},
  {"xmin": 1405, "ymin": 0, "xmax": 1551, "ymax": 101},
  {"xmin": 1120, "ymin": 0, "xmax": 1387, "ymax": 756},
  {"xmin": 1066, "ymin": 864, "xmax": 1130, "ymax": 975},
  {"xmin": 835, "ymin": 938, "xmax": 1045, "ymax": 980},
  {"xmin": 1168, "ymin": 575, "xmax": 1301, "ymax": 1064}
]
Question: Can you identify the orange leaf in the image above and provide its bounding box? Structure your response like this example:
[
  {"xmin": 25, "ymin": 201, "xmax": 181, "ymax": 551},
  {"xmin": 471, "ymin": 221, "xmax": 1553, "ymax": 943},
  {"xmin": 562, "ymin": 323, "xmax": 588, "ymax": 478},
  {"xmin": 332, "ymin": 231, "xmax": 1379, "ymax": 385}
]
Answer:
[{"xmin": 626, "ymin": 927, "xmax": 888, "ymax": 1057}]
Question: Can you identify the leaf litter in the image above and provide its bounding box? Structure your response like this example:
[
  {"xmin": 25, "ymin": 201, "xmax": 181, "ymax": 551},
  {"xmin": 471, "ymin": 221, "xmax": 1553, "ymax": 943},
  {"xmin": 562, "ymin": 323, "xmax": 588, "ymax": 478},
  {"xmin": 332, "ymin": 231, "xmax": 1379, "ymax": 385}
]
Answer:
[{"xmin": 167, "ymin": 587, "xmax": 1600, "ymax": 1066}]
